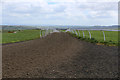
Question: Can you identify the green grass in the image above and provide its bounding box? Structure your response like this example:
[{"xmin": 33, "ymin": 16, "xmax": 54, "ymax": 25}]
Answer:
[
  {"xmin": 2, "ymin": 30, "xmax": 43, "ymax": 44},
  {"xmin": 59, "ymin": 30, "xmax": 66, "ymax": 32},
  {"xmin": 2, "ymin": 29, "xmax": 120, "ymax": 46},
  {"xmin": 69, "ymin": 30, "xmax": 119, "ymax": 46}
]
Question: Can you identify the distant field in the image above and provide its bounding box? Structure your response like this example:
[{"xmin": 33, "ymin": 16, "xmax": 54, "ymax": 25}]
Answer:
[{"xmin": 2, "ymin": 30, "xmax": 41, "ymax": 44}]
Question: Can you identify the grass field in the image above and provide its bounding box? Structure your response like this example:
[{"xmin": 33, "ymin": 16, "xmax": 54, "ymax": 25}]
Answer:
[
  {"xmin": 70, "ymin": 30, "xmax": 119, "ymax": 46},
  {"xmin": 2, "ymin": 29, "xmax": 120, "ymax": 46},
  {"xmin": 2, "ymin": 30, "xmax": 41, "ymax": 44}
]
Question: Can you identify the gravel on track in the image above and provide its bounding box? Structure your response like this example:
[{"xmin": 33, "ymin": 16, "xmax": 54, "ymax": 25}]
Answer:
[{"xmin": 2, "ymin": 32, "xmax": 118, "ymax": 78}]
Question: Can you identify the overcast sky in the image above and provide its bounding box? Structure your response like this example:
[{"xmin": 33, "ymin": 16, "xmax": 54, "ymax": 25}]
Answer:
[{"xmin": 1, "ymin": 0, "xmax": 119, "ymax": 26}]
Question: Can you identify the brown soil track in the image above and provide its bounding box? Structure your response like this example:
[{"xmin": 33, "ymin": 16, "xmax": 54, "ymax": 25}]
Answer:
[{"xmin": 2, "ymin": 32, "xmax": 118, "ymax": 78}]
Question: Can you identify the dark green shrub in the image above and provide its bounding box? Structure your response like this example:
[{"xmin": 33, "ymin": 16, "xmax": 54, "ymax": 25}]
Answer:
[
  {"xmin": 94, "ymin": 40, "xmax": 98, "ymax": 43},
  {"xmin": 103, "ymin": 41, "xmax": 108, "ymax": 45},
  {"xmin": 81, "ymin": 38, "xmax": 86, "ymax": 40},
  {"xmin": 89, "ymin": 40, "xmax": 98, "ymax": 43},
  {"xmin": 87, "ymin": 38, "xmax": 91, "ymax": 40},
  {"xmin": 78, "ymin": 37, "xmax": 82, "ymax": 39},
  {"xmin": 112, "ymin": 42, "xmax": 115, "ymax": 44},
  {"xmin": 91, "ymin": 38, "xmax": 95, "ymax": 40},
  {"xmin": 109, "ymin": 40, "xmax": 112, "ymax": 42}
]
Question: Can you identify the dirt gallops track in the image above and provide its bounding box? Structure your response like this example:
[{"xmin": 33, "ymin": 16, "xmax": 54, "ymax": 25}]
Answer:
[{"xmin": 3, "ymin": 32, "xmax": 118, "ymax": 78}]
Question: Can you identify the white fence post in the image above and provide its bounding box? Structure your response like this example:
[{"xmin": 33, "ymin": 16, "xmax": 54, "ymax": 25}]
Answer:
[
  {"xmin": 40, "ymin": 30, "xmax": 42, "ymax": 38},
  {"xmin": 43, "ymin": 31, "xmax": 45, "ymax": 37},
  {"xmin": 46, "ymin": 29, "xmax": 49, "ymax": 36},
  {"xmin": 71, "ymin": 30, "xmax": 72, "ymax": 33},
  {"xmin": 102, "ymin": 31, "xmax": 106, "ymax": 41},
  {"xmin": 74, "ymin": 30, "xmax": 76, "ymax": 34},
  {"xmin": 83, "ymin": 31, "xmax": 85, "ymax": 38},
  {"xmin": 75, "ymin": 31, "xmax": 78, "ymax": 35},
  {"xmin": 72, "ymin": 30, "xmax": 74, "ymax": 33},
  {"xmin": 88, "ymin": 31, "xmax": 91, "ymax": 39},
  {"xmin": 73, "ymin": 30, "xmax": 75, "ymax": 34},
  {"xmin": 40, "ymin": 30, "xmax": 41, "ymax": 37},
  {"xmin": 45, "ymin": 30, "xmax": 47, "ymax": 36},
  {"xmin": 79, "ymin": 31, "xmax": 80, "ymax": 37}
]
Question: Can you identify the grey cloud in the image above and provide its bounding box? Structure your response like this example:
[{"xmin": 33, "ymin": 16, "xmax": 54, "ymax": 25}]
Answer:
[{"xmin": 77, "ymin": 2, "xmax": 118, "ymax": 11}]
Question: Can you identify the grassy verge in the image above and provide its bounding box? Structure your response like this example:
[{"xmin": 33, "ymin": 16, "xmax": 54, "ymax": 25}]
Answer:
[{"xmin": 68, "ymin": 31, "xmax": 119, "ymax": 46}]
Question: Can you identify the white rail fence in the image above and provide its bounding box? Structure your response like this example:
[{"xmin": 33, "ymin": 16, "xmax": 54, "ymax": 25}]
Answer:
[
  {"xmin": 40, "ymin": 29, "xmax": 60, "ymax": 38},
  {"xmin": 68, "ymin": 29, "xmax": 119, "ymax": 42},
  {"xmin": 70, "ymin": 29, "xmax": 106, "ymax": 41},
  {"xmin": 39, "ymin": 28, "xmax": 118, "ymax": 43},
  {"xmin": 88, "ymin": 31, "xmax": 91, "ymax": 39}
]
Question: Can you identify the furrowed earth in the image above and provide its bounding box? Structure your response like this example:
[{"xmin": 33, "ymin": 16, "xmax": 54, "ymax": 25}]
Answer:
[{"xmin": 2, "ymin": 32, "xmax": 118, "ymax": 78}]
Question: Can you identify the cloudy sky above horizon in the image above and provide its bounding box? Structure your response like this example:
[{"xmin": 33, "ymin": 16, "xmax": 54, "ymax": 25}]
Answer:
[{"xmin": 1, "ymin": 0, "xmax": 119, "ymax": 26}]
